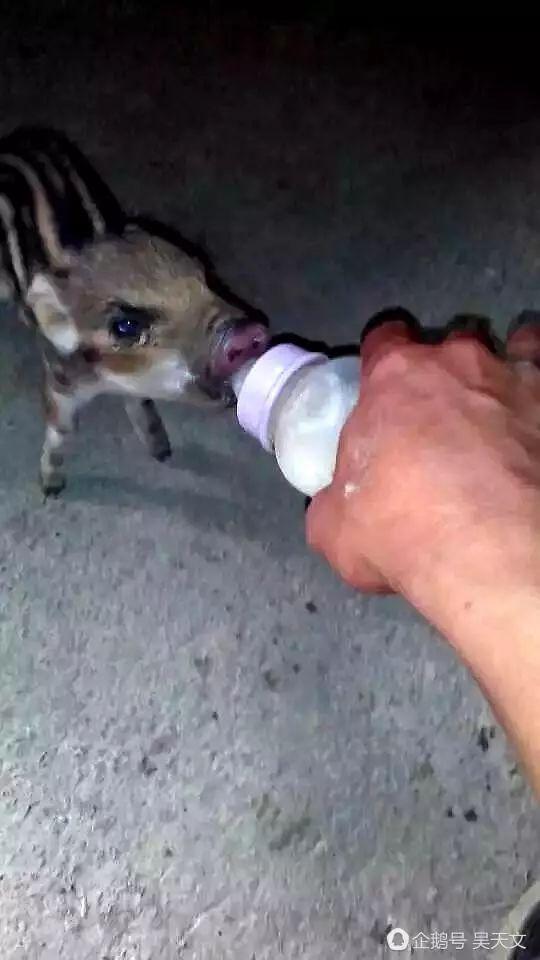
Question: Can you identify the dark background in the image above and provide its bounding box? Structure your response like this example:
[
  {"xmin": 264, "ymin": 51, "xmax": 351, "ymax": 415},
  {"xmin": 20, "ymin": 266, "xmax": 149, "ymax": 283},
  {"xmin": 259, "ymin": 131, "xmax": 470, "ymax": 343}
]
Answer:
[{"xmin": 1, "ymin": 9, "xmax": 539, "ymax": 960}]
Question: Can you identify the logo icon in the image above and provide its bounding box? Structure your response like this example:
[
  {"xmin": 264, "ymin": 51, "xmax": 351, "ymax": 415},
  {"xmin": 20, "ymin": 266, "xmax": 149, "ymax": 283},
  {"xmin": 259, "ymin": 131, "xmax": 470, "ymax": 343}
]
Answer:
[{"xmin": 386, "ymin": 927, "xmax": 410, "ymax": 952}]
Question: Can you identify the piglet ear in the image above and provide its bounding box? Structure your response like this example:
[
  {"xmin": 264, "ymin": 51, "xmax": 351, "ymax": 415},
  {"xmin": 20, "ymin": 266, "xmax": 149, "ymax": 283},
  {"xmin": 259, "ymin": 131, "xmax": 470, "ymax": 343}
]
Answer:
[{"xmin": 27, "ymin": 273, "xmax": 80, "ymax": 355}]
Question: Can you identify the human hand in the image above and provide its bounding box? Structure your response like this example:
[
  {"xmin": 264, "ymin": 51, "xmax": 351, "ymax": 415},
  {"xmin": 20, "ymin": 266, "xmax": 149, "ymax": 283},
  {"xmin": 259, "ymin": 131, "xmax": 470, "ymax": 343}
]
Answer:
[{"xmin": 306, "ymin": 309, "xmax": 540, "ymax": 614}]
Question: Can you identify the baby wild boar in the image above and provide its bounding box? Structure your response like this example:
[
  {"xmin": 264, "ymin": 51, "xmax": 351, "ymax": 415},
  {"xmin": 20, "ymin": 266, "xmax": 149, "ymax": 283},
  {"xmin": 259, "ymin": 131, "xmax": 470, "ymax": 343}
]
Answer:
[{"xmin": 0, "ymin": 127, "xmax": 268, "ymax": 493}]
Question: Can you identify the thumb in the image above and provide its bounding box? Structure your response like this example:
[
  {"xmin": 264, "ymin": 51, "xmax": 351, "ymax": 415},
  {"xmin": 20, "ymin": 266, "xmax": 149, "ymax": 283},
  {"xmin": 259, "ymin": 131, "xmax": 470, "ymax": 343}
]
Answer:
[
  {"xmin": 306, "ymin": 488, "xmax": 393, "ymax": 593},
  {"xmin": 305, "ymin": 486, "xmax": 336, "ymax": 556}
]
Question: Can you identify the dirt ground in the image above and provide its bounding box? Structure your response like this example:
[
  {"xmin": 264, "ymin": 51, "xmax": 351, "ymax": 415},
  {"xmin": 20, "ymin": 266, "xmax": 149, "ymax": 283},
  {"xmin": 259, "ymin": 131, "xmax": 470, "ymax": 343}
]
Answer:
[{"xmin": 0, "ymin": 7, "xmax": 539, "ymax": 959}]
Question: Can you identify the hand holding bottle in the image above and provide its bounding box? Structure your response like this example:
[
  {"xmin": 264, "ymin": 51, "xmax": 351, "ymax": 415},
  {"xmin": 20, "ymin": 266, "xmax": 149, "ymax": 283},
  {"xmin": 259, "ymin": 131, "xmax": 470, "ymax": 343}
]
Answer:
[
  {"xmin": 306, "ymin": 309, "xmax": 540, "ymax": 793},
  {"xmin": 306, "ymin": 310, "xmax": 540, "ymax": 602}
]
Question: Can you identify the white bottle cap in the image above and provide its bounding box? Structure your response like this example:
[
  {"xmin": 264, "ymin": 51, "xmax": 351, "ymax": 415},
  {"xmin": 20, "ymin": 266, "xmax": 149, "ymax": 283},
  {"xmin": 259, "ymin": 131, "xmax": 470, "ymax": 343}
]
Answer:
[{"xmin": 235, "ymin": 344, "xmax": 326, "ymax": 451}]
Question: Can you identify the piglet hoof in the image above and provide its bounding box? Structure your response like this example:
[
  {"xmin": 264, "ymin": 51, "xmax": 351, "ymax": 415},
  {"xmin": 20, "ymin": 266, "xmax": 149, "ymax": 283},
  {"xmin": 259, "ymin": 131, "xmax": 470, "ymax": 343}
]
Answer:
[
  {"xmin": 40, "ymin": 473, "xmax": 66, "ymax": 498},
  {"xmin": 153, "ymin": 442, "xmax": 172, "ymax": 463}
]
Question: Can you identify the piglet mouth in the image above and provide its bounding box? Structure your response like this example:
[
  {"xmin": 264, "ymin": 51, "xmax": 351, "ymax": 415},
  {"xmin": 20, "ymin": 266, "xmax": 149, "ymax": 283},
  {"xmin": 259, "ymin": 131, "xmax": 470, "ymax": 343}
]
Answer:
[{"xmin": 209, "ymin": 319, "xmax": 270, "ymax": 382}]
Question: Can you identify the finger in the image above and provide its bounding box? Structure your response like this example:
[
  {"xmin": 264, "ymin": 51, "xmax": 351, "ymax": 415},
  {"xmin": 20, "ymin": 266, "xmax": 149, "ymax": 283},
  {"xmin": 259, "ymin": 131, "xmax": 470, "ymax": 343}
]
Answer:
[
  {"xmin": 343, "ymin": 566, "xmax": 396, "ymax": 595},
  {"xmin": 446, "ymin": 329, "xmax": 474, "ymax": 341},
  {"xmin": 306, "ymin": 493, "xmax": 391, "ymax": 593},
  {"xmin": 361, "ymin": 307, "xmax": 420, "ymax": 347},
  {"xmin": 445, "ymin": 313, "xmax": 492, "ymax": 341},
  {"xmin": 506, "ymin": 316, "xmax": 540, "ymax": 365},
  {"xmin": 361, "ymin": 310, "xmax": 418, "ymax": 376},
  {"xmin": 305, "ymin": 486, "xmax": 338, "ymax": 555}
]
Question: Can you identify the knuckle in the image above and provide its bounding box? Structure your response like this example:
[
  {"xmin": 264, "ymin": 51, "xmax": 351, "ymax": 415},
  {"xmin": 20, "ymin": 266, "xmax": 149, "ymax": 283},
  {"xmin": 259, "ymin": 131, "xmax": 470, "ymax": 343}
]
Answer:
[
  {"xmin": 443, "ymin": 336, "xmax": 493, "ymax": 374},
  {"xmin": 367, "ymin": 341, "xmax": 418, "ymax": 382},
  {"xmin": 444, "ymin": 335, "xmax": 482, "ymax": 357},
  {"xmin": 507, "ymin": 323, "xmax": 540, "ymax": 365}
]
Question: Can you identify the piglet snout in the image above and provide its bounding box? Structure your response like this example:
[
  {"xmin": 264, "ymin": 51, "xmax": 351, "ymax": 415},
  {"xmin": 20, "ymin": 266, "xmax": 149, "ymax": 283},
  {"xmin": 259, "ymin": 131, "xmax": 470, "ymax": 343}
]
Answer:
[{"xmin": 212, "ymin": 321, "xmax": 269, "ymax": 379}]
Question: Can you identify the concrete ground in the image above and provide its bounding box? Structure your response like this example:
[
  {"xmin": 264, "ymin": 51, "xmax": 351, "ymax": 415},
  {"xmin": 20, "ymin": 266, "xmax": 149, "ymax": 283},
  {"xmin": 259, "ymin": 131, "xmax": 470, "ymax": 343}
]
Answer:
[{"xmin": 0, "ymin": 9, "xmax": 539, "ymax": 958}]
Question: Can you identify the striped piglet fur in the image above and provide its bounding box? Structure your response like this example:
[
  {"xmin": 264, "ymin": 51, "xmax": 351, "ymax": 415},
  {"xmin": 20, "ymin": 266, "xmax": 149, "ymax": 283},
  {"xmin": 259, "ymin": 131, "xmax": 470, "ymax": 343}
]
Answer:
[{"xmin": 0, "ymin": 127, "xmax": 268, "ymax": 494}]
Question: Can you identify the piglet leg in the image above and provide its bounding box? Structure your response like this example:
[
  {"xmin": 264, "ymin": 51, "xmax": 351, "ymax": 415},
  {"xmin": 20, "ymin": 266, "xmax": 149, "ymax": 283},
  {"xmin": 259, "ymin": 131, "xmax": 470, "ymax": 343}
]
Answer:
[
  {"xmin": 125, "ymin": 398, "xmax": 171, "ymax": 462},
  {"xmin": 40, "ymin": 376, "xmax": 80, "ymax": 496}
]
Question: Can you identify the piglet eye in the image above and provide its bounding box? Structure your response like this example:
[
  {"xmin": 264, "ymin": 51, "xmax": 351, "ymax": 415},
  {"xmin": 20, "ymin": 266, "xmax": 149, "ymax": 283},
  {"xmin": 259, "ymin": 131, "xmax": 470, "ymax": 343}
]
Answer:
[
  {"xmin": 112, "ymin": 315, "xmax": 140, "ymax": 339},
  {"xmin": 109, "ymin": 305, "xmax": 150, "ymax": 344}
]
